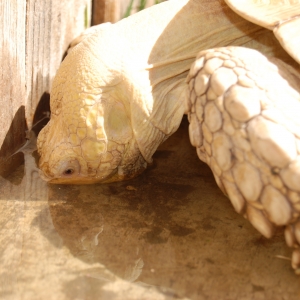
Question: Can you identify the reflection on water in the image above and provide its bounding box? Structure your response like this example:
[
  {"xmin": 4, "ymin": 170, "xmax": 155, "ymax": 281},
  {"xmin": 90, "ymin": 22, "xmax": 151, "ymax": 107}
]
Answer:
[{"xmin": 1, "ymin": 118, "xmax": 300, "ymax": 300}]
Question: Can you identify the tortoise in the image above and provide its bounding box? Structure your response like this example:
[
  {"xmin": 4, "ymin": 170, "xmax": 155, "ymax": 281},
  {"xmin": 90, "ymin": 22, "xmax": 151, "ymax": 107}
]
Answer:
[{"xmin": 37, "ymin": 0, "xmax": 300, "ymax": 271}]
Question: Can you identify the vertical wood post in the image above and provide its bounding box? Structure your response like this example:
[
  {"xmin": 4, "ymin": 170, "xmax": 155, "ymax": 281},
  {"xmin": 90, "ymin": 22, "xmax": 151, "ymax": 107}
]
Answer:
[
  {"xmin": 92, "ymin": 0, "xmax": 159, "ymax": 25},
  {"xmin": 0, "ymin": 0, "xmax": 92, "ymax": 177}
]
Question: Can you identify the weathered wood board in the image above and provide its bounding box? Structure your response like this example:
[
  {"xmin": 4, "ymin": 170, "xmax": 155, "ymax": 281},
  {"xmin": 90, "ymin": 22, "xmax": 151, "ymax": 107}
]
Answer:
[
  {"xmin": 0, "ymin": 0, "xmax": 91, "ymax": 177},
  {"xmin": 92, "ymin": 0, "xmax": 161, "ymax": 24}
]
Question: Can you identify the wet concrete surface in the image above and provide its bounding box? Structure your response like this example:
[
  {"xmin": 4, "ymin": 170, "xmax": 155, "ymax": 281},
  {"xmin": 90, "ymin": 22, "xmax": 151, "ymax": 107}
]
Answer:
[{"xmin": 0, "ymin": 117, "xmax": 300, "ymax": 300}]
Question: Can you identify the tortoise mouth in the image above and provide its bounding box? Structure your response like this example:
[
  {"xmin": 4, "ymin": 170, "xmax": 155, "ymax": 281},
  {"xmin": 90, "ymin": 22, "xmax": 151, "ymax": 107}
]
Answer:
[{"xmin": 47, "ymin": 177, "xmax": 106, "ymax": 185}]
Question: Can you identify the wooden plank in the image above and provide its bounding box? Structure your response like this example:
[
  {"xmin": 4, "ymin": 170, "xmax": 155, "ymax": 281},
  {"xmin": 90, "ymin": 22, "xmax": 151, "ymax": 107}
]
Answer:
[
  {"xmin": 92, "ymin": 0, "xmax": 160, "ymax": 24},
  {"xmin": 0, "ymin": 0, "xmax": 92, "ymax": 177},
  {"xmin": 0, "ymin": 0, "xmax": 27, "ymax": 177},
  {"xmin": 25, "ymin": 0, "xmax": 92, "ymax": 128}
]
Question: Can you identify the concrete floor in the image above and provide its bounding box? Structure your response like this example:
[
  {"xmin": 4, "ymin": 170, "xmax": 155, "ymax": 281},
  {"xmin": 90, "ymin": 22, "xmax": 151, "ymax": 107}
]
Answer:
[{"xmin": 0, "ymin": 117, "xmax": 300, "ymax": 300}]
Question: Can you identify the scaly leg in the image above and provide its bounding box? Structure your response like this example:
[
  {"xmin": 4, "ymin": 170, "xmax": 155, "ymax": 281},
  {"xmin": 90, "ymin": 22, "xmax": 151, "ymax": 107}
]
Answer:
[{"xmin": 186, "ymin": 46, "xmax": 300, "ymax": 271}]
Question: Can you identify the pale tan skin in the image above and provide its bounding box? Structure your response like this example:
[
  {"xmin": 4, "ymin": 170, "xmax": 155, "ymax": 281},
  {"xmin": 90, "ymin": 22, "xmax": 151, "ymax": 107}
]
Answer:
[{"xmin": 37, "ymin": 0, "xmax": 300, "ymax": 270}]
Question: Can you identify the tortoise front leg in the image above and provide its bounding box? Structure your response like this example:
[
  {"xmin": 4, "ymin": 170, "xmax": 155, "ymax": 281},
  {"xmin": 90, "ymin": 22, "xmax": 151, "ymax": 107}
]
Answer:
[{"xmin": 186, "ymin": 46, "xmax": 300, "ymax": 271}]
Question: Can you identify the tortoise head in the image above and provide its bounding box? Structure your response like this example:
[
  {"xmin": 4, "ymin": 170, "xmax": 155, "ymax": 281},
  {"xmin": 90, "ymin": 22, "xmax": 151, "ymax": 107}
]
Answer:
[
  {"xmin": 37, "ymin": 5, "xmax": 192, "ymax": 184},
  {"xmin": 37, "ymin": 31, "xmax": 148, "ymax": 184}
]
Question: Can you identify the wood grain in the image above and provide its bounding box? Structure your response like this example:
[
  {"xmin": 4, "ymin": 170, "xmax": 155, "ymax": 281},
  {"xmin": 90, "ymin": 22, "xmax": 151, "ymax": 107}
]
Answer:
[
  {"xmin": 92, "ymin": 0, "xmax": 160, "ymax": 24},
  {"xmin": 0, "ymin": 0, "xmax": 91, "ymax": 177}
]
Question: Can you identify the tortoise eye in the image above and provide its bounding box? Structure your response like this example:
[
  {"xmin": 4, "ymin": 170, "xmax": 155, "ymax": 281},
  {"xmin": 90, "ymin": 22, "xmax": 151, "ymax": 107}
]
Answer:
[{"xmin": 63, "ymin": 168, "xmax": 74, "ymax": 175}]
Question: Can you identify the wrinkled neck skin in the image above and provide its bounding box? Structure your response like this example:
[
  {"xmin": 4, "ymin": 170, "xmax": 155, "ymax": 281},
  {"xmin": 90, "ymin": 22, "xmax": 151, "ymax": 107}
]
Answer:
[{"xmin": 38, "ymin": 0, "xmax": 293, "ymax": 184}]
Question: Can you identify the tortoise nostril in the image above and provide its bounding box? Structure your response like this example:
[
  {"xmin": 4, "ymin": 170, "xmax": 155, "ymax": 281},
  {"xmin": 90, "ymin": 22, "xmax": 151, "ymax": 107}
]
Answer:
[
  {"xmin": 58, "ymin": 158, "xmax": 81, "ymax": 178},
  {"xmin": 63, "ymin": 168, "xmax": 74, "ymax": 175}
]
